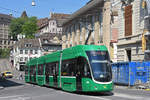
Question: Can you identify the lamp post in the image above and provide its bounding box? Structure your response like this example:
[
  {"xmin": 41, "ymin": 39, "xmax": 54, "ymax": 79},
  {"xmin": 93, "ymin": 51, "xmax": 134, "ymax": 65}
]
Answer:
[{"xmin": 32, "ymin": 0, "xmax": 36, "ymax": 6}]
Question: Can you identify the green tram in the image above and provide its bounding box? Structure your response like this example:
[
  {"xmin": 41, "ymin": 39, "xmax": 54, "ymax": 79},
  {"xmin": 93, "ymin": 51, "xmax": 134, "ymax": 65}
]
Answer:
[{"xmin": 25, "ymin": 45, "xmax": 113, "ymax": 92}]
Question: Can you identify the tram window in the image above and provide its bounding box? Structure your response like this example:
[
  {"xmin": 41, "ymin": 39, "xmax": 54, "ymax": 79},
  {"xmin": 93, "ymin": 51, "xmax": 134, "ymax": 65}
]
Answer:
[
  {"xmin": 84, "ymin": 63, "xmax": 90, "ymax": 77},
  {"xmin": 69, "ymin": 61, "xmax": 76, "ymax": 76},
  {"xmin": 25, "ymin": 66, "xmax": 28, "ymax": 75},
  {"xmin": 62, "ymin": 63, "xmax": 69, "ymax": 76},
  {"xmin": 52, "ymin": 65, "xmax": 56, "ymax": 75},
  {"xmin": 77, "ymin": 57, "xmax": 91, "ymax": 77},
  {"xmin": 38, "ymin": 65, "xmax": 40, "ymax": 75},
  {"xmin": 38, "ymin": 65, "xmax": 43, "ymax": 75},
  {"xmin": 46, "ymin": 63, "xmax": 52, "ymax": 76},
  {"xmin": 30, "ymin": 66, "xmax": 34, "ymax": 75},
  {"xmin": 56, "ymin": 63, "xmax": 59, "ymax": 75},
  {"xmin": 62, "ymin": 59, "xmax": 77, "ymax": 76},
  {"xmin": 46, "ymin": 62, "xmax": 58, "ymax": 76},
  {"xmin": 51, "ymin": 64, "xmax": 56, "ymax": 75},
  {"xmin": 33, "ymin": 66, "xmax": 36, "ymax": 75},
  {"xmin": 46, "ymin": 64, "xmax": 51, "ymax": 75},
  {"xmin": 50, "ymin": 66, "xmax": 53, "ymax": 76}
]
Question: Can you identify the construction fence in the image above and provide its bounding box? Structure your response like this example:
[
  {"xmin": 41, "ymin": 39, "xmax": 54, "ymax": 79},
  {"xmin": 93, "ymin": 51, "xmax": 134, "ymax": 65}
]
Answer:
[{"xmin": 112, "ymin": 62, "xmax": 150, "ymax": 87}]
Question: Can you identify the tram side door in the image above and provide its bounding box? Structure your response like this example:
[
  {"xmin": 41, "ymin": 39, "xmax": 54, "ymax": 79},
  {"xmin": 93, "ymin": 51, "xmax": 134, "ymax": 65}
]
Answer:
[
  {"xmin": 45, "ymin": 65, "xmax": 49, "ymax": 85},
  {"xmin": 30, "ymin": 66, "xmax": 32, "ymax": 81},
  {"xmin": 33, "ymin": 66, "xmax": 36, "ymax": 82},
  {"xmin": 53, "ymin": 63, "xmax": 58, "ymax": 87}
]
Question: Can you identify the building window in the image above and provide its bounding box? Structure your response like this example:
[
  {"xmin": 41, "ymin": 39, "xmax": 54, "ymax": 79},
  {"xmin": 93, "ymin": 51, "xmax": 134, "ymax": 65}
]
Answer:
[
  {"xmin": 35, "ymin": 50, "xmax": 38, "ymax": 54},
  {"xmin": 4, "ymin": 41, "xmax": 7, "ymax": 44},
  {"xmin": 53, "ymin": 28, "xmax": 55, "ymax": 32},
  {"xmin": 20, "ymin": 57, "xmax": 23, "ymax": 62},
  {"xmin": 0, "ymin": 41, "xmax": 2, "ymax": 45},
  {"xmin": 25, "ymin": 50, "xmax": 28, "ymax": 54},
  {"xmin": 43, "ymin": 39, "xmax": 48, "ymax": 44},
  {"xmin": 30, "ymin": 50, "xmax": 33, "ymax": 54},
  {"xmin": 25, "ymin": 43, "xmax": 32, "ymax": 47},
  {"xmin": 8, "ymin": 41, "xmax": 10, "ymax": 45},
  {"xmin": 59, "ymin": 29, "xmax": 62, "ymax": 33},
  {"xmin": 20, "ymin": 50, "xmax": 23, "ymax": 54},
  {"xmin": 25, "ymin": 57, "xmax": 28, "ymax": 61}
]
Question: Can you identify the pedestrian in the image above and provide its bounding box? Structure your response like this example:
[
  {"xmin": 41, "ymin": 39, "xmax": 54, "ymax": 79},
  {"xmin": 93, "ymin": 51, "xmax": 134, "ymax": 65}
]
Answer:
[{"xmin": 19, "ymin": 73, "xmax": 23, "ymax": 80}]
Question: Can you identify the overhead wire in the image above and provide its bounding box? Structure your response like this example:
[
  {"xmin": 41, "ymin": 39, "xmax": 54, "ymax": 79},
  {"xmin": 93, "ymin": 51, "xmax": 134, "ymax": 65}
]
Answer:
[{"xmin": 0, "ymin": 6, "xmax": 21, "ymax": 14}]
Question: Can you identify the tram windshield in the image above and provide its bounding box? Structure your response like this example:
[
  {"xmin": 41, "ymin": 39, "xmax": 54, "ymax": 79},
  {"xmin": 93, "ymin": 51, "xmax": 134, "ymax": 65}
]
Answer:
[{"xmin": 86, "ymin": 51, "xmax": 112, "ymax": 82}]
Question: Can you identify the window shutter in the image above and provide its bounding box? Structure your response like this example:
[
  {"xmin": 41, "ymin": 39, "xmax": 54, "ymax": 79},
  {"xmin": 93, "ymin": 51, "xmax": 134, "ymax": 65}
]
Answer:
[{"xmin": 125, "ymin": 5, "xmax": 132, "ymax": 36}]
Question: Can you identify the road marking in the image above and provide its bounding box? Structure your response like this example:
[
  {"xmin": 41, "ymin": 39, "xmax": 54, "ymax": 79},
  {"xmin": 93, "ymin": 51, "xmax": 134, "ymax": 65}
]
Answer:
[
  {"xmin": 87, "ymin": 96, "xmax": 111, "ymax": 100},
  {"xmin": 114, "ymin": 93, "xmax": 144, "ymax": 99},
  {"xmin": 0, "ymin": 95, "xmax": 23, "ymax": 99},
  {"xmin": 0, "ymin": 95, "xmax": 31, "ymax": 100}
]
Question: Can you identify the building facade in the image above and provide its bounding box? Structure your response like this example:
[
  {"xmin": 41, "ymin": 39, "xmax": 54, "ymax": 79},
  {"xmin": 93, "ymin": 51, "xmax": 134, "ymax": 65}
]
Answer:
[
  {"xmin": 62, "ymin": 0, "xmax": 111, "ymax": 53},
  {"xmin": 10, "ymin": 39, "xmax": 42, "ymax": 71},
  {"xmin": 37, "ymin": 13, "xmax": 70, "ymax": 35},
  {"xmin": 109, "ymin": 0, "xmax": 119, "ymax": 62},
  {"xmin": 37, "ymin": 18, "xmax": 49, "ymax": 34},
  {"xmin": 36, "ymin": 33, "xmax": 62, "ymax": 55},
  {"xmin": 0, "ymin": 13, "xmax": 14, "ymax": 49},
  {"xmin": 117, "ymin": 0, "xmax": 150, "ymax": 62}
]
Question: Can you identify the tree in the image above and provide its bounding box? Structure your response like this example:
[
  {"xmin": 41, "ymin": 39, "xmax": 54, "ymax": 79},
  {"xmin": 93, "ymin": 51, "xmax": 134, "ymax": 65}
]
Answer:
[
  {"xmin": 0, "ymin": 48, "xmax": 10, "ymax": 58},
  {"xmin": 22, "ymin": 17, "xmax": 38, "ymax": 39},
  {"xmin": 9, "ymin": 18, "xmax": 27, "ymax": 40},
  {"xmin": 9, "ymin": 17, "xmax": 38, "ymax": 40}
]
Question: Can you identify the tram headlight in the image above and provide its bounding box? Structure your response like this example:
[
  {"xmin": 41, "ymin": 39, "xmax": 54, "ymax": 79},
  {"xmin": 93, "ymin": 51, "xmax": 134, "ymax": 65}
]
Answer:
[{"xmin": 86, "ymin": 81, "xmax": 90, "ymax": 84}]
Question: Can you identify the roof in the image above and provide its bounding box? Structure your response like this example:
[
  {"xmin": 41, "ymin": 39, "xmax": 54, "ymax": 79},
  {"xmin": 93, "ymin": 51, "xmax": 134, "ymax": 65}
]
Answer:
[
  {"xmin": 62, "ymin": 0, "xmax": 104, "ymax": 26},
  {"xmin": 21, "ymin": 11, "xmax": 28, "ymax": 18},
  {"xmin": 13, "ymin": 38, "xmax": 41, "ymax": 49},
  {"xmin": 37, "ymin": 33, "xmax": 62, "ymax": 45},
  {"xmin": 0, "ymin": 13, "xmax": 13, "ymax": 24},
  {"xmin": 37, "ymin": 18, "xmax": 49, "ymax": 29},
  {"xmin": 50, "ymin": 13, "xmax": 70, "ymax": 27},
  {"xmin": 50, "ymin": 13, "xmax": 70, "ymax": 20},
  {"xmin": 0, "ymin": 13, "xmax": 13, "ymax": 19}
]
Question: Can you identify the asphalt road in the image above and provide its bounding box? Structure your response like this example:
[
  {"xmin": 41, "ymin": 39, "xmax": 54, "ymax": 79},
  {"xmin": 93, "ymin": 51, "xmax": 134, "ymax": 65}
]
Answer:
[{"xmin": 0, "ymin": 79, "xmax": 150, "ymax": 100}]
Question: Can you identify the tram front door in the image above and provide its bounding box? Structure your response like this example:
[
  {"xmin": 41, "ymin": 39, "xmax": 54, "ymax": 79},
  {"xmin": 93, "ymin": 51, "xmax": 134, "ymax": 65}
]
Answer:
[
  {"xmin": 76, "ymin": 71, "xmax": 82, "ymax": 91},
  {"xmin": 76, "ymin": 58, "xmax": 83, "ymax": 91}
]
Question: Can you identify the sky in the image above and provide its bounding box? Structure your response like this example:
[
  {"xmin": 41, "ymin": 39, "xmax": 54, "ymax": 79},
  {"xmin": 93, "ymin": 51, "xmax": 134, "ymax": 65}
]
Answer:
[{"xmin": 0, "ymin": 0, "xmax": 89, "ymax": 19}]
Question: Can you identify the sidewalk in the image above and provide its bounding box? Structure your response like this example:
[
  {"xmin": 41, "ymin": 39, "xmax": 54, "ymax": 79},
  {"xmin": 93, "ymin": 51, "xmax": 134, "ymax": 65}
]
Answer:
[{"xmin": 0, "ymin": 77, "xmax": 4, "ymax": 90}]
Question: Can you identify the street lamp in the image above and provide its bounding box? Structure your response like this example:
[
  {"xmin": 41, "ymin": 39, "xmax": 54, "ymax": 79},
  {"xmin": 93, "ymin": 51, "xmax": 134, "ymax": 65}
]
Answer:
[{"xmin": 32, "ymin": 0, "xmax": 36, "ymax": 6}]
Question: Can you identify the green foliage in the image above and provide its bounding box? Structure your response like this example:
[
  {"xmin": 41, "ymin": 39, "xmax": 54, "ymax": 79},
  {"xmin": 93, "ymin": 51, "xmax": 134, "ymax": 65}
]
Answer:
[
  {"xmin": 22, "ymin": 17, "xmax": 38, "ymax": 39},
  {"xmin": 9, "ymin": 18, "xmax": 27, "ymax": 40},
  {"xmin": 0, "ymin": 48, "xmax": 10, "ymax": 58},
  {"xmin": 9, "ymin": 17, "xmax": 38, "ymax": 40}
]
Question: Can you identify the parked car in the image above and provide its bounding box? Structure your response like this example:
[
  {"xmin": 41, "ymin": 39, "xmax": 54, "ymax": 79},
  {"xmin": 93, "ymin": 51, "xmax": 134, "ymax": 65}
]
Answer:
[{"xmin": 1, "ymin": 71, "xmax": 13, "ymax": 78}]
